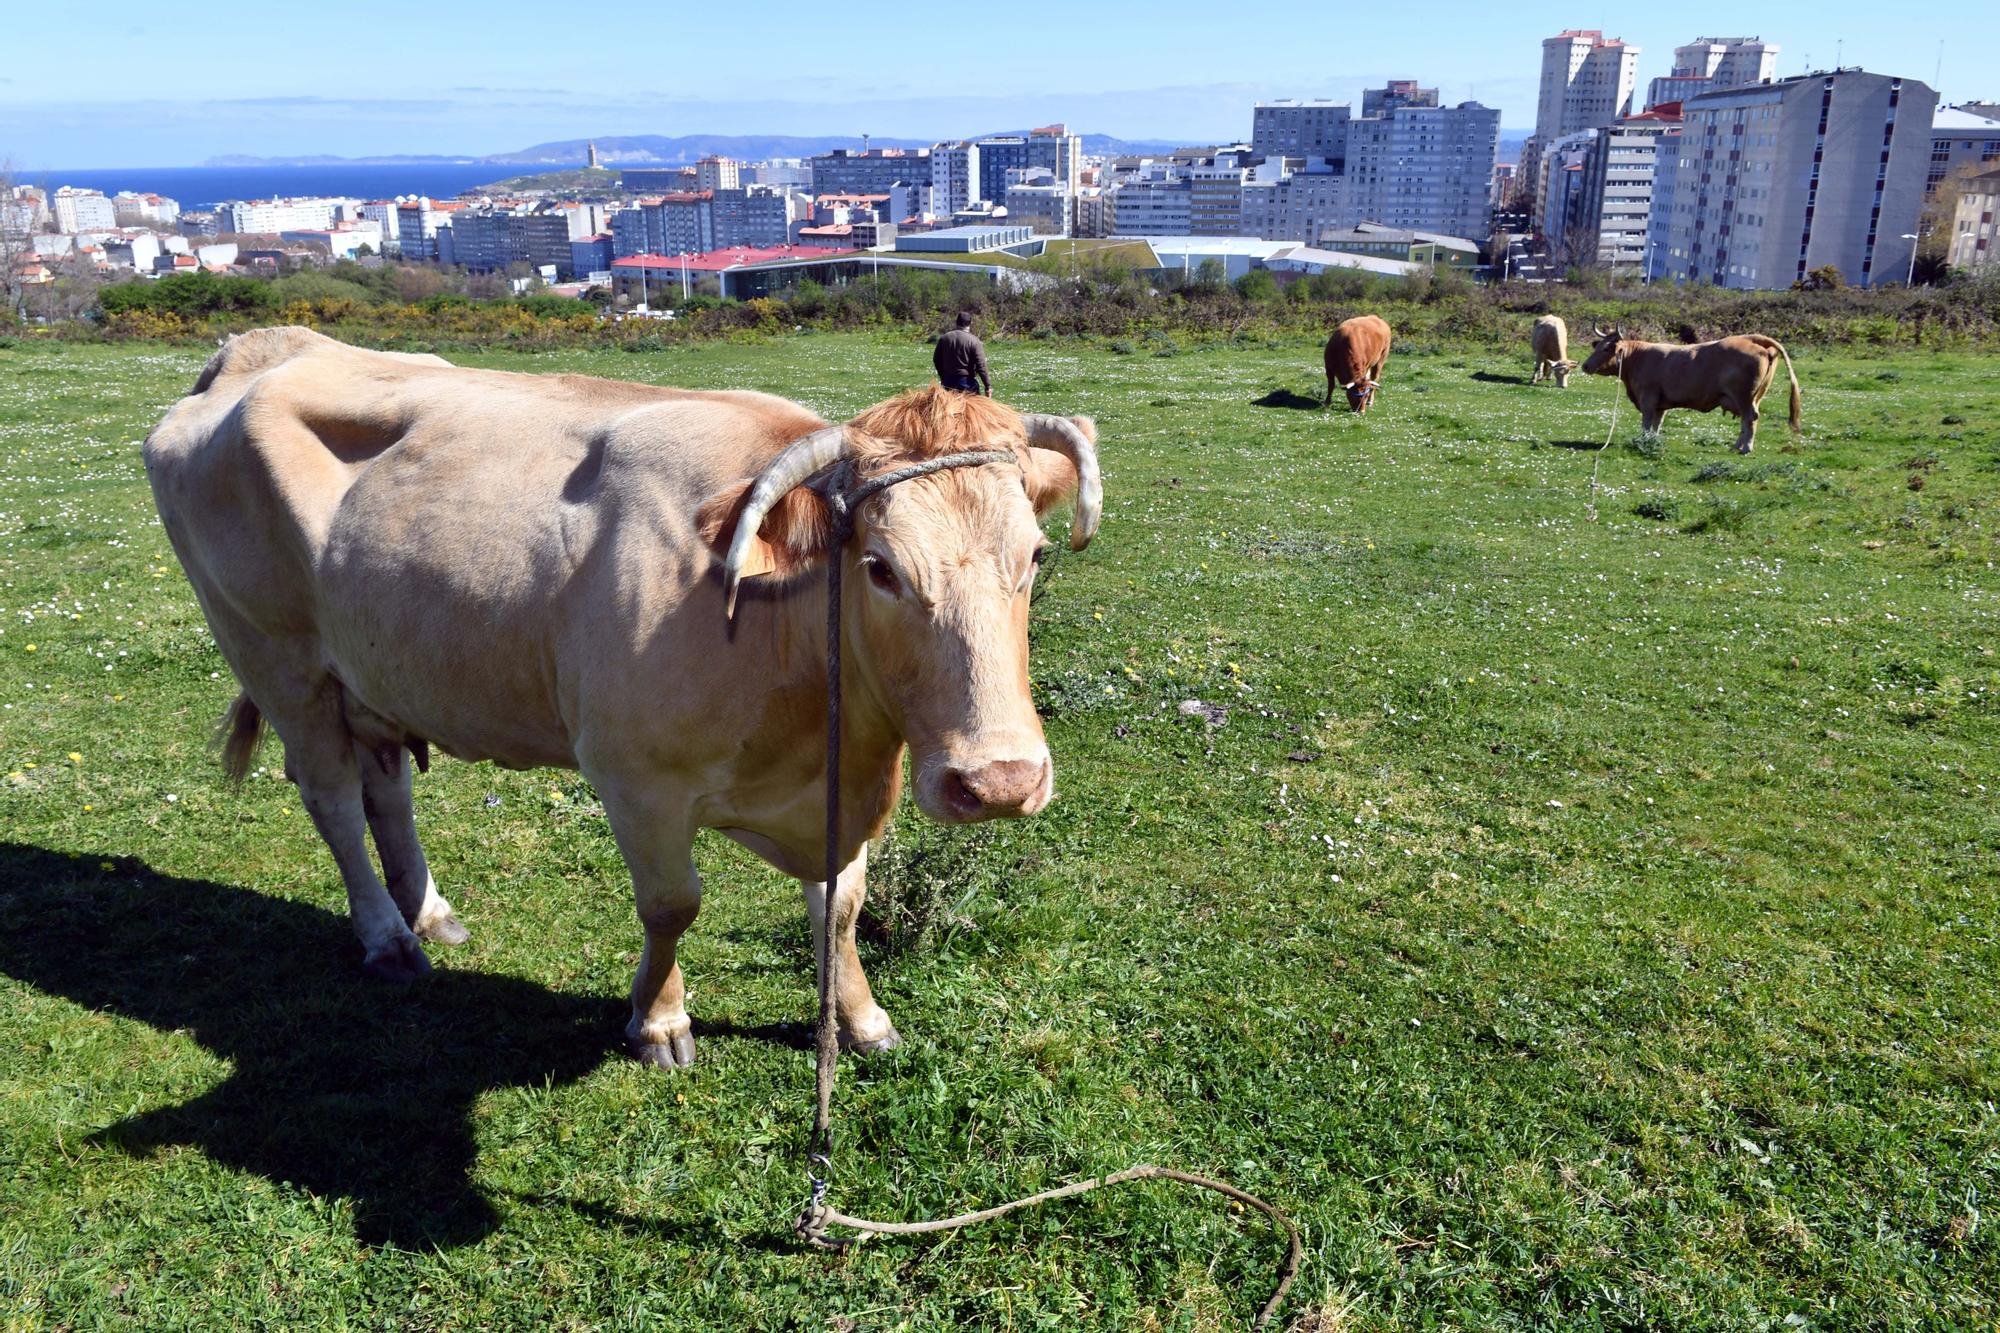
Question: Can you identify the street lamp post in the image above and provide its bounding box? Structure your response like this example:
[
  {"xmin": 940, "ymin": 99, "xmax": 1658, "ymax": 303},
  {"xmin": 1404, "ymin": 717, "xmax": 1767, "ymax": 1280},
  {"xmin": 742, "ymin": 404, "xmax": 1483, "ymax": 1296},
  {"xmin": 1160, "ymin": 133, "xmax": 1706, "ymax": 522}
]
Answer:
[{"xmin": 1901, "ymin": 233, "xmax": 1920, "ymax": 286}]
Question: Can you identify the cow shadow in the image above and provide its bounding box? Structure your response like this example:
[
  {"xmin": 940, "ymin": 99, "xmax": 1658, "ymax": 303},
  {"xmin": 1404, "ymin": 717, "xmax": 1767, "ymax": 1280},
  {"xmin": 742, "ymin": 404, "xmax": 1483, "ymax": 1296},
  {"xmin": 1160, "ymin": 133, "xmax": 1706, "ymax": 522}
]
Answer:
[
  {"xmin": 0, "ymin": 842, "xmax": 629, "ymax": 1250},
  {"xmin": 1470, "ymin": 371, "xmax": 1530, "ymax": 386},
  {"xmin": 1251, "ymin": 387, "xmax": 1326, "ymax": 411},
  {"xmin": 1548, "ymin": 439, "xmax": 1611, "ymax": 451}
]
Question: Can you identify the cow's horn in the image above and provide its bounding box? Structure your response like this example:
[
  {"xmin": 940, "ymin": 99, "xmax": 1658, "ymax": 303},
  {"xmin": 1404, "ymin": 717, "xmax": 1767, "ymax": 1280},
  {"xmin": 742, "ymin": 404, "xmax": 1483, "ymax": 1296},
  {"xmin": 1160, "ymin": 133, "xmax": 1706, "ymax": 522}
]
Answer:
[
  {"xmin": 1020, "ymin": 413, "xmax": 1102, "ymax": 551},
  {"xmin": 722, "ymin": 424, "xmax": 848, "ymax": 618}
]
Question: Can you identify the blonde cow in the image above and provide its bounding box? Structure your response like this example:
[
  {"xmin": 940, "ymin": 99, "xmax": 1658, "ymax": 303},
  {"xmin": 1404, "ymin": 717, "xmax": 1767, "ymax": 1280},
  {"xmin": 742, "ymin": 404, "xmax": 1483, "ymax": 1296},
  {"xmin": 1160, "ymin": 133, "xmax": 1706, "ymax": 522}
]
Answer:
[{"xmin": 144, "ymin": 327, "xmax": 1102, "ymax": 1069}]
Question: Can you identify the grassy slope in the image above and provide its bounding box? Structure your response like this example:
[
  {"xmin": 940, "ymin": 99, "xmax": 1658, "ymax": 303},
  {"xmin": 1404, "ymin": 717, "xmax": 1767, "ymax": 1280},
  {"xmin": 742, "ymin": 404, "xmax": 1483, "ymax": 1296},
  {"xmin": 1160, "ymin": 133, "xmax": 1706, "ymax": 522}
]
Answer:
[{"xmin": 1, "ymin": 332, "xmax": 1995, "ymax": 1330}]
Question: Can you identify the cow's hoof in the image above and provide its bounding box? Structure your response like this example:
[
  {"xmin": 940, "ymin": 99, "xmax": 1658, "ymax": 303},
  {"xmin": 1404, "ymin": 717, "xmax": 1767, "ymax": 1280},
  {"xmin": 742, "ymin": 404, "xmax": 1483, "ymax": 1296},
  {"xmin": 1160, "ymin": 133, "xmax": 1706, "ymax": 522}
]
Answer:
[
  {"xmin": 417, "ymin": 909, "xmax": 471, "ymax": 946},
  {"xmin": 631, "ymin": 1030, "xmax": 696, "ymax": 1070},
  {"xmin": 361, "ymin": 935, "xmax": 432, "ymax": 984},
  {"xmin": 842, "ymin": 1024, "xmax": 901, "ymax": 1056}
]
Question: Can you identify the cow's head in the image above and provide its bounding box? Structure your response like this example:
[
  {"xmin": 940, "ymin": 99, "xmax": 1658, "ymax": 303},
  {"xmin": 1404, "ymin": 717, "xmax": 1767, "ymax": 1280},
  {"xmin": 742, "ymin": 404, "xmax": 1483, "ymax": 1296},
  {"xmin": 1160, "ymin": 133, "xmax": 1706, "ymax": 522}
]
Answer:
[
  {"xmin": 1342, "ymin": 378, "xmax": 1379, "ymax": 413},
  {"xmin": 1552, "ymin": 359, "xmax": 1577, "ymax": 389},
  {"xmin": 702, "ymin": 387, "xmax": 1100, "ymax": 824},
  {"xmin": 1581, "ymin": 325, "xmax": 1626, "ymax": 377}
]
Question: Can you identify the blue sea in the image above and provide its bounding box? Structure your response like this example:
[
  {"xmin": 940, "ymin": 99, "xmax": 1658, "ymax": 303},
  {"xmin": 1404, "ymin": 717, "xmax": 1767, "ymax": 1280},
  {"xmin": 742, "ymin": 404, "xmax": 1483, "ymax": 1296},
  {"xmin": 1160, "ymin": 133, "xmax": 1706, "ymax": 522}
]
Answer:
[{"xmin": 28, "ymin": 163, "xmax": 588, "ymax": 209}]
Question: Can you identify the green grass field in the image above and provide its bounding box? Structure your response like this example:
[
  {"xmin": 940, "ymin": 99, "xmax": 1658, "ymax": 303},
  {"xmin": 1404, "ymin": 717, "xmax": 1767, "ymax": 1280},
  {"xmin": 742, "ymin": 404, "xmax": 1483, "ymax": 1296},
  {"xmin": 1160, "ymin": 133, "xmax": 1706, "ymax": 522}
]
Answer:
[{"xmin": 2, "ymin": 330, "xmax": 1997, "ymax": 1330}]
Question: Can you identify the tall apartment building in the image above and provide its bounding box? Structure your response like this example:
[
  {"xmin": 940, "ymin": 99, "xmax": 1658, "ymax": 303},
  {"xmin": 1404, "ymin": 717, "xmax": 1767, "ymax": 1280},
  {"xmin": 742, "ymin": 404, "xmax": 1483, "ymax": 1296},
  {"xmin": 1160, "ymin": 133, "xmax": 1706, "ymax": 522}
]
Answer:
[
  {"xmin": 623, "ymin": 168, "xmax": 698, "ymax": 192},
  {"xmin": 111, "ymin": 192, "xmax": 180, "ymax": 227},
  {"xmin": 221, "ymin": 197, "xmax": 346, "ymax": 234},
  {"xmin": 695, "ymin": 157, "xmax": 740, "ymax": 192},
  {"xmin": 1655, "ymin": 69, "xmax": 1937, "ymax": 289},
  {"xmin": 1536, "ymin": 31, "xmax": 1641, "ymax": 137},
  {"xmin": 1526, "ymin": 30, "xmax": 1640, "ymax": 204},
  {"xmin": 1362, "ymin": 81, "xmax": 1439, "ymax": 116},
  {"xmin": 1538, "ymin": 129, "xmax": 1599, "ymax": 258},
  {"xmin": 710, "ymin": 187, "xmax": 791, "ymax": 248},
  {"xmin": 394, "ymin": 197, "xmax": 456, "ymax": 261},
  {"xmin": 1345, "ymin": 97, "xmax": 1501, "ymax": 242},
  {"xmin": 1003, "ymin": 182, "xmax": 1075, "ymax": 235},
  {"xmin": 1185, "ymin": 166, "xmax": 1249, "ymax": 235},
  {"xmin": 1928, "ymin": 106, "xmax": 2000, "ymax": 195},
  {"xmin": 1106, "ymin": 178, "xmax": 1191, "ymax": 235},
  {"xmin": 1245, "ymin": 171, "xmax": 1347, "ymax": 244},
  {"xmin": 1646, "ymin": 37, "xmax": 1780, "ymax": 110},
  {"xmin": 1250, "ymin": 100, "xmax": 1351, "ymax": 166},
  {"xmin": 972, "ymin": 127, "xmax": 1081, "ymax": 204},
  {"xmin": 742, "ymin": 161, "xmax": 810, "ymax": 189},
  {"xmin": 1579, "ymin": 106, "xmax": 1683, "ymax": 268},
  {"xmin": 1645, "ymin": 130, "xmax": 1684, "ymax": 280},
  {"xmin": 808, "ymin": 148, "xmax": 931, "ymax": 198},
  {"xmin": 930, "ymin": 141, "xmax": 982, "ymax": 215},
  {"xmin": 448, "ymin": 210, "xmax": 574, "ymax": 275},
  {"xmin": 611, "ymin": 204, "xmax": 651, "ymax": 257},
  {"xmin": 51, "ymin": 187, "xmax": 119, "ymax": 232},
  {"xmin": 1946, "ymin": 168, "xmax": 2000, "ymax": 268}
]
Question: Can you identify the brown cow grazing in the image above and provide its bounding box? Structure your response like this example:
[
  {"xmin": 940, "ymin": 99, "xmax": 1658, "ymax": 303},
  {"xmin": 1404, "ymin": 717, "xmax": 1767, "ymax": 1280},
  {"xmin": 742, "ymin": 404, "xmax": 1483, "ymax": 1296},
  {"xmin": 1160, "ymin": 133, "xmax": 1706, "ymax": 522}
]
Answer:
[
  {"xmin": 1324, "ymin": 314, "xmax": 1393, "ymax": 412},
  {"xmin": 1580, "ymin": 325, "xmax": 1801, "ymax": 453},
  {"xmin": 145, "ymin": 327, "xmax": 1101, "ymax": 1069},
  {"xmin": 1530, "ymin": 314, "xmax": 1576, "ymax": 387}
]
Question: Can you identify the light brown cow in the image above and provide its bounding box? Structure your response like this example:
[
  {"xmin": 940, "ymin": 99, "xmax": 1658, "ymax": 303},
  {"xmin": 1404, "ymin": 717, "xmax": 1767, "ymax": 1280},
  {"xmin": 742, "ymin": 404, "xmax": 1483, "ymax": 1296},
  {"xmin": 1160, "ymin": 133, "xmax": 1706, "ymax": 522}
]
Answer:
[
  {"xmin": 1530, "ymin": 314, "xmax": 1576, "ymax": 387},
  {"xmin": 144, "ymin": 327, "xmax": 1101, "ymax": 1069},
  {"xmin": 1581, "ymin": 325, "xmax": 1802, "ymax": 453},
  {"xmin": 1323, "ymin": 314, "xmax": 1393, "ymax": 412}
]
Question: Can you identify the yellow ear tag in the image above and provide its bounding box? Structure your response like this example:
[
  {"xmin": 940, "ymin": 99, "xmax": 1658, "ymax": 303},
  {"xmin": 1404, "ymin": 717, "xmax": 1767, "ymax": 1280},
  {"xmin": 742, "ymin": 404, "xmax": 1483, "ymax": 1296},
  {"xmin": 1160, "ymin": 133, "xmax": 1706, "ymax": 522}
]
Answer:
[{"xmin": 735, "ymin": 538, "xmax": 779, "ymax": 580}]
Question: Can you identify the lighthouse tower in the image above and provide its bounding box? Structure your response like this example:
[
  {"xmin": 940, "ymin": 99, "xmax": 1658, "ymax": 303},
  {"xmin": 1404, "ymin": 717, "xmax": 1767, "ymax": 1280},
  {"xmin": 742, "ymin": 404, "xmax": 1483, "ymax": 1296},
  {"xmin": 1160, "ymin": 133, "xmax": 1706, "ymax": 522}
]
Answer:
[{"xmin": 587, "ymin": 141, "xmax": 601, "ymax": 169}]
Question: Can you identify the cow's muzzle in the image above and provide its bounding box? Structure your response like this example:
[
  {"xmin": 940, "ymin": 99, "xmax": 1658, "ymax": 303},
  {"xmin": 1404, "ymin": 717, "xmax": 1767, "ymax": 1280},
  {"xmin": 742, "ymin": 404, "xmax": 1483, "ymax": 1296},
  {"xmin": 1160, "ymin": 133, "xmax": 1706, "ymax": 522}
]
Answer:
[{"xmin": 935, "ymin": 754, "xmax": 1053, "ymax": 822}]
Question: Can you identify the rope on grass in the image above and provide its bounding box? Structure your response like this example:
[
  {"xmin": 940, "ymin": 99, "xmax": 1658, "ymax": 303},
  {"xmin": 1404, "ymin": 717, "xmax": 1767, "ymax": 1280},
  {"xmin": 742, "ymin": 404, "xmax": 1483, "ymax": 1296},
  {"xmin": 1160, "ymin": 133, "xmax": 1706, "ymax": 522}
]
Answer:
[
  {"xmin": 1587, "ymin": 350, "xmax": 1627, "ymax": 522},
  {"xmin": 795, "ymin": 448, "xmax": 1303, "ymax": 1332}
]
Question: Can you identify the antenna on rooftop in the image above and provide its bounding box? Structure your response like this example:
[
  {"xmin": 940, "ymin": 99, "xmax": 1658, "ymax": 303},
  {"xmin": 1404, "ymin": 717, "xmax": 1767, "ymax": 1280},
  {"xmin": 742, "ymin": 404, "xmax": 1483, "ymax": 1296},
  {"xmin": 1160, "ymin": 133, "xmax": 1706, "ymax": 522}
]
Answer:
[{"xmin": 1934, "ymin": 39, "xmax": 1944, "ymax": 88}]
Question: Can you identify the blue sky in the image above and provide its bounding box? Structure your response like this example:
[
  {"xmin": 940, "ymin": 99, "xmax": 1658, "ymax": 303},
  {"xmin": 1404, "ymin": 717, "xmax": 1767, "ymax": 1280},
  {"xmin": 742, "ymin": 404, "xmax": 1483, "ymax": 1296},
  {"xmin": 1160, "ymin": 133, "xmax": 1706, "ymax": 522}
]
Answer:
[{"xmin": 2, "ymin": 0, "xmax": 1989, "ymax": 167}]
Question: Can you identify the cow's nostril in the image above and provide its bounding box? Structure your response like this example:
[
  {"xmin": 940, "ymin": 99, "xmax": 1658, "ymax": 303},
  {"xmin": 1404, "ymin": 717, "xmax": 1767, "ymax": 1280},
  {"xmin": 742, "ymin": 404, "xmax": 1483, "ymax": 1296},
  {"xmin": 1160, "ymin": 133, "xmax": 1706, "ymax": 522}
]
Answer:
[{"xmin": 940, "ymin": 769, "xmax": 982, "ymax": 816}]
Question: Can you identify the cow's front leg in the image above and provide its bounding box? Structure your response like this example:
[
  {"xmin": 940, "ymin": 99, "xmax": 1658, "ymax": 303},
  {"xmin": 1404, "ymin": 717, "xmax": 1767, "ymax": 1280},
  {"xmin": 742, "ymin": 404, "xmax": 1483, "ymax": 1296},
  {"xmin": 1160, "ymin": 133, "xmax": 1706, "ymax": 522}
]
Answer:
[
  {"xmin": 599, "ymin": 785, "xmax": 701, "ymax": 1070},
  {"xmin": 802, "ymin": 846, "xmax": 899, "ymax": 1053}
]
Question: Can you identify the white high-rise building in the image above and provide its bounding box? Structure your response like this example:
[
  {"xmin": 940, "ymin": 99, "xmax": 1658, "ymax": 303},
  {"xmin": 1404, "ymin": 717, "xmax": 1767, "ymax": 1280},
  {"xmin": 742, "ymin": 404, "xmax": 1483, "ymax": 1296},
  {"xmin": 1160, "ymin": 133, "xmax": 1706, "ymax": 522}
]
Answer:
[
  {"xmin": 51, "ymin": 187, "xmax": 118, "ymax": 233},
  {"xmin": 930, "ymin": 141, "xmax": 982, "ymax": 214},
  {"xmin": 1535, "ymin": 30, "xmax": 1641, "ymax": 139}
]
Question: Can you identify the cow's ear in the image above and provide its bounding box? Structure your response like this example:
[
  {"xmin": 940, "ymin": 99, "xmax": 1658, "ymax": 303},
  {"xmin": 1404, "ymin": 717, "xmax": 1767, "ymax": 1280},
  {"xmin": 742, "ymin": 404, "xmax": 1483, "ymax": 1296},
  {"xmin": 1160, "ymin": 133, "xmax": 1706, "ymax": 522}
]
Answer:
[
  {"xmin": 696, "ymin": 479, "xmax": 835, "ymax": 578},
  {"xmin": 1021, "ymin": 415, "xmax": 1090, "ymax": 517}
]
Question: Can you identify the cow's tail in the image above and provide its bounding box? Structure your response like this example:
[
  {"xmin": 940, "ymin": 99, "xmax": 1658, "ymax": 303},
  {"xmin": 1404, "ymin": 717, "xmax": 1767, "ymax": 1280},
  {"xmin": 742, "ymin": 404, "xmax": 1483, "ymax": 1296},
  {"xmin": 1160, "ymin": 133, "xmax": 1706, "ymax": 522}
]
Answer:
[
  {"xmin": 1752, "ymin": 336, "xmax": 1803, "ymax": 433},
  {"xmin": 215, "ymin": 691, "xmax": 267, "ymax": 782}
]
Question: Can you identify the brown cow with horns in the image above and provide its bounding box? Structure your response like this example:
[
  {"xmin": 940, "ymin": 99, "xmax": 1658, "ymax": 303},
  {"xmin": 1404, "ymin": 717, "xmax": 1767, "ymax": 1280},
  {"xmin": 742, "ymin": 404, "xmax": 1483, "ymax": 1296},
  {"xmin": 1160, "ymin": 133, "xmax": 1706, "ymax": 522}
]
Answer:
[
  {"xmin": 1581, "ymin": 324, "xmax": 1802, "ymax": 453},
  {"xmin": 144, "ymin": 327, "xmax": 1102, "ymax": 1069},
  {"xmin": 1324, "ymin": 314, "xmax": 1393, "ymax": 412}
]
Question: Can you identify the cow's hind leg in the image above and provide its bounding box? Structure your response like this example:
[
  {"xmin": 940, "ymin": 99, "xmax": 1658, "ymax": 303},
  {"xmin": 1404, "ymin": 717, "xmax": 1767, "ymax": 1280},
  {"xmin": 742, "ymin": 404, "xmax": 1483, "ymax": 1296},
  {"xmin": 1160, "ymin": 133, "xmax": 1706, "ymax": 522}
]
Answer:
[
  {"xmin": 356, "ymin": 741, "xmax": 469, "ymax": 945},
  {"xmin": 803, "ymin": 846, "xmax": 899, "ymax": 1054},
  {"xmin": 1734, "ymin": 401, "xmax": 1759, "ymax": 454},
  {"xmin": 277, "ymin": 696, "xmax": 432, "ymax": 982}
]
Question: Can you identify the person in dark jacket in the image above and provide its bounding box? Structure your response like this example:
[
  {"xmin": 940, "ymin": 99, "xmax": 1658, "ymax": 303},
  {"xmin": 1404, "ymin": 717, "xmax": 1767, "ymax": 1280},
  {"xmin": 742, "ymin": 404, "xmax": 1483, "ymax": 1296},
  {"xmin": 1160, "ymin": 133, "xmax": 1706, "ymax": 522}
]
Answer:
[{"xmin": 932, "ymin": 312, "xmax": 992, "ymax": 396}]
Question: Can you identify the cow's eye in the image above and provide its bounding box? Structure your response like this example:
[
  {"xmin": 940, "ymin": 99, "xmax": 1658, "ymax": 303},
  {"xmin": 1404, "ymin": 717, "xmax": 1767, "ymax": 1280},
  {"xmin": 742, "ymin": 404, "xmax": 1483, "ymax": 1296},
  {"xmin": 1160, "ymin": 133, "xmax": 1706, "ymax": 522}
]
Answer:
[
  {"xmin": 862, "ymin": 553, "xmax": 901, "ymax": 597},
  {"xmin": 1018, "ymin": 546, "xmax": 1043, "ymax": 592}
]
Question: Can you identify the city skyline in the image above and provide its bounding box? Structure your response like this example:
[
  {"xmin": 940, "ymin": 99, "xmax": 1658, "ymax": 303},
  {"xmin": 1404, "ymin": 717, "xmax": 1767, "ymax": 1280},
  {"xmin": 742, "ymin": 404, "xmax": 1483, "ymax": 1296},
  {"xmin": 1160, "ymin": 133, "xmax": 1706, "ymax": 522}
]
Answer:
[{"xmin": 1, "ymin": 0, "xmax": 1989, "ymax": 168}]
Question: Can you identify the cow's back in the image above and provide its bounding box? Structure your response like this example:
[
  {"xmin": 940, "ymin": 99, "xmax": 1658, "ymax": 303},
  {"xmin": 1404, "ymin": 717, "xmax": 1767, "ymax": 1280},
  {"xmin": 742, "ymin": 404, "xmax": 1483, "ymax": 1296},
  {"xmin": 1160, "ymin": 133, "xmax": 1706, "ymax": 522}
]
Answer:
[
  {"xmin": 1532, "ymin": 316, "xmax": 1566, "ymax": 361},
  {"xmin": 145, "ymin": 327, "xmax": 823, "ymax": 768}
]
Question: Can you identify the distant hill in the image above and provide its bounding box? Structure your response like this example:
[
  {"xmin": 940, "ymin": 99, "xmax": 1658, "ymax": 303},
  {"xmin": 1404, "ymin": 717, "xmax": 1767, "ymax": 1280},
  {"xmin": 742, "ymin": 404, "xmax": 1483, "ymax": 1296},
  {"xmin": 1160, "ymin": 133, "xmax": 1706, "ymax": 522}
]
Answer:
[{"xmin": 208, "ymin": 130, "xmax": 1193, "ymax": 170}]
